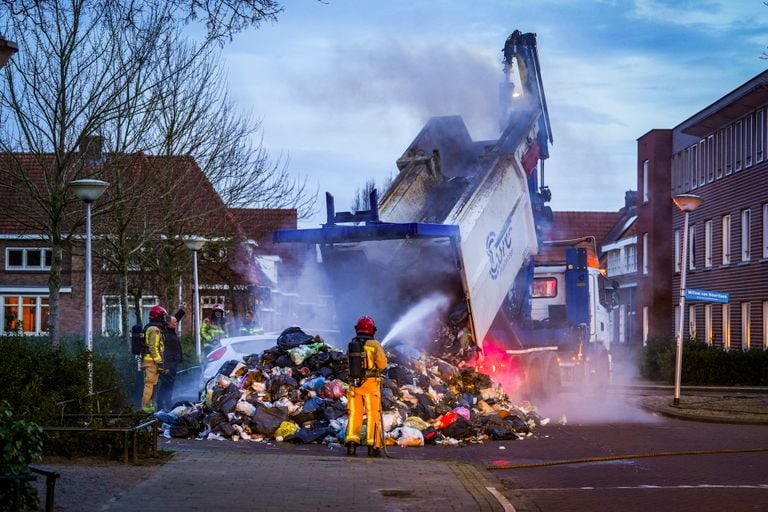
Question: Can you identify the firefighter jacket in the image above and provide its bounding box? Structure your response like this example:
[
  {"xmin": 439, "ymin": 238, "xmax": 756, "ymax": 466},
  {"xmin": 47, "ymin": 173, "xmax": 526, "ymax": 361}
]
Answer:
[
  {"xmin": 239, "ymin": 320, "xmax": 264, "ymax": 336},
  {"xmin": 359, "ymin": 335, "xmax": 387, "ymax": 377},
  {"xmin": 201, "ymin": 318, "xmax": 226, "ymax": 344},
  {"xmin": 143, "ymin": 321, "xmax": 165, "ymax": 368}
]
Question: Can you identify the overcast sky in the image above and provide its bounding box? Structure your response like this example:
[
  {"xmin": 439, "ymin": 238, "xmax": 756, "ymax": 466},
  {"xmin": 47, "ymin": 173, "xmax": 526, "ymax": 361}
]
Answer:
[{"xmin": 221, "ymin": 0, "xmax": 768, "ymax": 225}]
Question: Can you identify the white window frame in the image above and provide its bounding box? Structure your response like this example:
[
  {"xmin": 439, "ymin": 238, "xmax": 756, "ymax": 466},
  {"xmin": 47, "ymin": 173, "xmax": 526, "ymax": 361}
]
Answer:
[
  {"xmin": 625, "ymin": 244, "xmax": 637, "ymax": 273},
  {"xmin": 704, "ymin": 220, "xmax": 712, "ymax": 268},
  {"xmin": 689, "ymin": 304, "xmax": 696, "ymax": 340},
  {"xmin": 734, "ymin": 119, "xmax": 743, "ymax": 172},
  {"xmin": 101, "ymin": 295, "xmax": 159, "ymax": 335},
  {"xmin": 698, "ymin": 140, "xmax": 706, "ymax": 186},
  {"xmin": 716, "ymin": 129, "xmax": 724, "ymax": 179},
  {"xmin": 642, "ymin": 306, "xmax": 649, "ymax": 346},
  {"xmin": 741, "ymin": 302, "xmax": 751, "ymax": 350},
  {"xmin": 745, "ymin": 113, "xmax": 754, "ymax": 168},
  {"xmin": 688, "ymin": 224, "xmax": 696, "ymax": 271},
  {"xmin": 705, "ymin": 304, "xmax": 713, "ymax": 346},
  {"xmin": 642, "ymin": 233, "xmax": 649, "ymax": 275},
  {"xmin": 763, "ymin": 301, "xmax": 768, "ymax": 350},
  {"xmin": 763, "ymin": 204, "xmax": 768, "ymax": 259},
  {"xmin": 1, "ymin": 295, "xmax": 50, "ymax": 334},
  {"xmin": 741, "ymin": 208, "xmax": 751, "ymax": 262},
  {"xmin": 756, "ymin": 109, "xmax": 765, "ymax": 164},
  {"xmin": 722, "ymin": 214, "xmax": 731, "ymax": 265},
  {"xmin": 725, "ymin": 124, "xmax": 733, "ymax": 175},
  {"xmin": 674, "ymin": 229, "xmax": 681, "ymax": 272},
  {"xmin": 723, "ymin": 303, "xmax": 731, "ymax": 350},
  {"xmin": 642, "ymin": 159, "xmax": 649, "ymax": 203},
  {"xmin": 5, "ymin": 247, "xmax": 53, "ymax": 271}
]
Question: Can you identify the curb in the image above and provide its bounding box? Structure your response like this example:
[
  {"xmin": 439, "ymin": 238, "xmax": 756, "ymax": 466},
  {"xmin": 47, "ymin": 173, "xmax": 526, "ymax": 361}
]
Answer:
[{"xmin": 639, "ymin": 398, "xmax": 768, "ymax": 425}]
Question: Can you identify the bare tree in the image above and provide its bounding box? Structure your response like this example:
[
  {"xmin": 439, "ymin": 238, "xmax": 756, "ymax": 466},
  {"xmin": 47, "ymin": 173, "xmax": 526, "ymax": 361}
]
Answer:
[
  {"xmin": 0, "ymin": 0, "xmax": 294, "ymax": 344},
  {"xmin": 351, "ymin": 177, "xmax": 393, "ymax": 213}
]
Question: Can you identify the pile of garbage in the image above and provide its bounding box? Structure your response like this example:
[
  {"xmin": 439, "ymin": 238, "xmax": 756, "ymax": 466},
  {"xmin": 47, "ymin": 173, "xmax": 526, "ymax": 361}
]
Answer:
[{"xmin": 156, "ymin": 327, "xmax": 547, "ymax": 446}]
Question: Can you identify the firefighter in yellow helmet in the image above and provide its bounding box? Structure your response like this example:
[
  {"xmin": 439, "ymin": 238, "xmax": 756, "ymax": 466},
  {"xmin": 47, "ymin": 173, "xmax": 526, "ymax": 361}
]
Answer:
[{"xmin": 345, "ymin": 315, "xmax": 387, "ymax": 457}]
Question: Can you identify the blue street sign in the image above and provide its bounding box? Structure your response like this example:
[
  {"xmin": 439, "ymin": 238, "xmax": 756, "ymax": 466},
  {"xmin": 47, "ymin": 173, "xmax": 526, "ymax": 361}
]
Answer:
[{"xmin": 685, "ymin": 288, "xmax": 729, "ymax": 303}]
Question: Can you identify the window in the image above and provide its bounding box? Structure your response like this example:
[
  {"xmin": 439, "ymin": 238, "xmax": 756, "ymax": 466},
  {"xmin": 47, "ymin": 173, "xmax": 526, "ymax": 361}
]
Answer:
[
  {"xmin": 642, "ymin": 306, "xmax": 649, "ymax": 346},
  {"xmin": 723, "ymin": 303, "xmax": 731, "ymax": 350},
  {"xmin": 2, "ymin": 295, "xmax": 49, "ymax": 334},
  {"xmin": 741, "ymin": 208, "xmax": 751, "ymax": 262},
  {"xmin": 734, "ymin": 119, "xmax": 743, "ymax": 172},
  {"xmin": 707, "ymin": 134, "xmax": 715, "ymax": 182},
  {"xmin": 716, "ymin": 129, "xmax": 724, "ymax": 179},
  {"xmin": 764, "ymin": 301, "xmax": 768, "ymax": 350},
  {"xmin": 688, "ymin": 224, "xmax": 696, "ymax": 270},
  {"xmin": 725, "ymin": 124, "xmax": 733, "ymax": 175},
  {"xmin": 5, "ymin": 248, "xmax": 53, "ymax": 271},
  {"xmin": 722, "ymin": 214, "xmax": 731, "ymax": 265},
  {"xmin": 705, "ymin": 304, "xmax": 713, "ymax": 346},
  {"xmin": 625, "ymin": 244, "xmax": 637, "ymax": 273},
  {"xmin": 745, "ymin": 113, "xmax": 754, "ymax": 168},
  {"xmin": 690, "ymin": 144, "xmax": 698, "ymax": 189},
  {"xmin": 532, "ymin": 277, "xmax": 557, "ymax": 298},
  {"xmin": 763, "ymin": 204, "xmax": 768, "ymax": 259},
  {"xmin": 704, "ymin": 220, "xmax": 712, "ymax": 268},
  {"xmin": 607, "ymin": 249, "xmax": 621, "ymax": 276},
  {"xmin": 642, "ymin": 159, "xmax": 649, "ymax": 202},
  {"xmin": 642, "ymin": 233, "xmax": 649, "ymax": 275},
  {"xmin": 689, "ymin": 304, "xmax": 697, "ymax": 340},
  {"xmin": 674, "ymin": 229, "xmax": 681, "ymax": 272},
  {"xmin": 202, "ymin": 296, "xmax": 226, "ymax": 320},
  {"xmin": 741, "ymin": 302, "xmax": 751, "ymax": 350},
  {"xmin": 698, "ymin": 140, "xmax": 706, "ymax": 186},
  {"xmin": 102, "ymin": 296, "xmax": 158, "ymax": 335},
  {"xmin": 757, "ymin": 109, "xmax": 765, "ymax": 164}
]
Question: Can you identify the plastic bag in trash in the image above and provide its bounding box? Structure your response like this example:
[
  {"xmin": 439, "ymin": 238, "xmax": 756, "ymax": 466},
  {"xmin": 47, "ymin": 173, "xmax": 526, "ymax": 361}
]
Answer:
[
  {"xmin": 403, "ymin": 416, "xmax": 429, "ymax": 431},
  {"xmin": 251, "ymin": 403, "xmax": 288, "ymax": 435},
  {"xmin": 275, "ymin": 420, "xmax": 300, "ymax": 438},
  {"xmin": 434, "ymin": 411, "xmax": 457, "ymax": 430},
  {"xmin": 277, "ymin": 326, "xmax": 315, "ymax": 350},
  {"xmin": 235, "ymin": 401, "xmax": 257, "ymax": 416},
  {"xmin": 453, "ymin": 406, "xmax": 471, "ymax": 421},
  {"xmin": 388, "ymin": 426, "xmax": 424, "ymax": 447},
  {"xmin": 382, "ymin": 410, "xmax": 402, "ymax": 432}
]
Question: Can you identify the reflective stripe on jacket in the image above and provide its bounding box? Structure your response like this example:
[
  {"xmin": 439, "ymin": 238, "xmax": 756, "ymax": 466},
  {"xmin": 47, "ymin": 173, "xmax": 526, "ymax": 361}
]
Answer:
[{"xmin": 143, "ymin": 325, "xmax": 164, "ymax": 365}]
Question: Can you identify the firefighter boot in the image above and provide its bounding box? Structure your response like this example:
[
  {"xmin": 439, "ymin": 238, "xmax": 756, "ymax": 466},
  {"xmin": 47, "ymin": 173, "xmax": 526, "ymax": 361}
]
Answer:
[
  {"xmin": 346, "ymin": 441, "xmax": 358, "ymax": 457},
  {"xmin": 367, "ymin": 446, "xmax": 381, "ymax": 457}
]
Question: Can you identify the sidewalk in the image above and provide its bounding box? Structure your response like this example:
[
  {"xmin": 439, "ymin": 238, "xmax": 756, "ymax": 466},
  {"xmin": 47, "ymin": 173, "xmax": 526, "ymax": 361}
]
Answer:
[
  {"xmin": 102, "ymin": 445, "xmax": 513, "ymax": 512},
  {"xmin": 637, "ymin": 387, "xmax": 768, "ymax": 425}
]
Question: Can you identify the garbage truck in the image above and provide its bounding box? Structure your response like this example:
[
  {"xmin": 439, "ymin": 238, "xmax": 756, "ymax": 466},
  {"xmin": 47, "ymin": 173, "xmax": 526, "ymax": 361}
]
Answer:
[{"xmin": 273, "ymin": 30, "xmax": 611, "ymax": 398}]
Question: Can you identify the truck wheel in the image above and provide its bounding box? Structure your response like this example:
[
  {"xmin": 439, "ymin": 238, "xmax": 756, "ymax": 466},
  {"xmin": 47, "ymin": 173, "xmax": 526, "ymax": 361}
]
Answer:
[{"xmin": 543, "ymin": 360, "xmax": 561, "ymax": 398}]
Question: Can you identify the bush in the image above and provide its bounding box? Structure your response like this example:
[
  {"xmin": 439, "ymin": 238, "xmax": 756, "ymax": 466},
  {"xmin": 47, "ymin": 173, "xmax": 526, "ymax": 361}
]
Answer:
[
  {"xmin": 0, "ymin": 401, "xmax": 43, "ymax": 511},
  {"xmin": 639, "ymin": 337, "xmax": 768, "ymax": 386}
]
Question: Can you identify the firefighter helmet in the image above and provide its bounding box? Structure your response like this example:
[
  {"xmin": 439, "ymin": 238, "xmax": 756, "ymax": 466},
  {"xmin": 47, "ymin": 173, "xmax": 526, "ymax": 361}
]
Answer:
[
  {"xmin": 148, "ymin": 305, "xmax": 168, "ymax": 322},
  {"xmin": 355, "ymin": 315, "xmax": 376, "ymax": 335},
  {"xmin": 212, "ymin": 303, "xmax": 225, "ymax": 312}
]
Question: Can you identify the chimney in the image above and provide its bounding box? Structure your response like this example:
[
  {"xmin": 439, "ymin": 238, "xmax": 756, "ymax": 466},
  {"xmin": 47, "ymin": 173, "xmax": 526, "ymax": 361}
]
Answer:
[
  {"xmin": 79, "ymin": 135, "xmax": 105, "ymax": 163},
  {"xmin": 624, "ymin": 190, "xmax": 638, "ymax": 211}
]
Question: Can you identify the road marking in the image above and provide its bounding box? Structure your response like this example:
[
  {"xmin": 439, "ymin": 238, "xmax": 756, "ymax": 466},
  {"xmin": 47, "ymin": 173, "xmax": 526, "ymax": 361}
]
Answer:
[
  {"xmin": 519, "ymin": 484, "xmax": 768, "ymax": 491},
  {"xmin": 485, "ymin": 486, "xmax": 516, "ymax": 511}
]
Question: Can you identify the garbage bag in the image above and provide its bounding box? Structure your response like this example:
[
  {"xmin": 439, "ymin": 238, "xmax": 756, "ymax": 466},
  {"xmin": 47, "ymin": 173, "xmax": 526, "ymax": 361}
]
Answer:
[
  {"xmin": 319, "ymin": 379, "xmax": 345, "ymax": 399},
  {"xmin": 251, "ymin": 403, "xmax": 288, "ymax": 435},
  {"xmin": 441, "ymin": 417, "xmax": 474, "ymax": 439},
  {"xmin": 403, "ymin": 416, "xmax": 429, "ymax": 431},
  {"xmin": 434, "ymin": 411, "xmax": 457, "ymax": 430},
  {"xmin": 386, "ymin": 365, "xmax": 414, "ymax": 387},
  {"xmin": 302, "ymin": 376, "xmax": 326, "ymax": 393},
  {"xmin": 388, "ymin": 426, "xmax": 424, "ymax": 447},
  {"xmin": 267, "ymin": 374, "xmax": 299, "ymax": 401},
  {"xmin": 277, "ymin": 326, "xmax": 315, "ymax": 350},
  {"xmin": 382, "ymin": 410, "xmax": 402, "ymax": 432},
  {"xmin": 235, "ymin": 401, "xmax": 257, "ymax": 416},
  {"xmin": 414, "ymin": 393, "xmax": 436, "ymax": 420},
  {"xmin": 321, "ymin": 401, "xmax": 348, "ymax": 421},
  {"xmin": 290, "ymin": 425, "xmax": 330, "ymax": 444},
  {"xmin": 287, "ymin": 342, "xmax": 325, "ymax": 366},
  {"xmin": 169, "ymin": 425, "xmax": 190, "ymax": 438},
  {"xmin": 275, "ymin": 420, "xmax": 300, "ymax": 438},
  {"xmin": 485, "ymin": 425, "xmax": 519, "ymax": 440},
  {"xmin": 453, "ymin": 406, "xmax": 471, "ymax": 421}
]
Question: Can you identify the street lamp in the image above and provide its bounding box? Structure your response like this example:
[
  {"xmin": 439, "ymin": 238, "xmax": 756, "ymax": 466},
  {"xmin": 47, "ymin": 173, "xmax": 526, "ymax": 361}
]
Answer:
[
  {"xmin": 183, "ymin": 237, "xmax": 206, "ymax": 364},
  {"xmin": 0, "ymin": 33, "xmax": 18, "ymax": 68},
  {"xmin": 70, "ymin": 179, "xmax": 110, "ymax": 395},
  {"xmin": 672, "ymin": 193, "xmax": 703, "ymax": 406}
]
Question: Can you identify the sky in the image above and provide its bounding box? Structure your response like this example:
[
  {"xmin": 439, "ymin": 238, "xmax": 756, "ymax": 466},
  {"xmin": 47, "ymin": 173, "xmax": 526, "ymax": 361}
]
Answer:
[{"xmin": 220, "ymin": 0, "xmax": 768, "ymax": 226}]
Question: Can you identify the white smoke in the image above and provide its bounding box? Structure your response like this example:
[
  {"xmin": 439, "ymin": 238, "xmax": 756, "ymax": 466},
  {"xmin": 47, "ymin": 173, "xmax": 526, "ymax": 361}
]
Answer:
[{"xmin": 381, "ymin": 292, "xmax": 451, "ymax": 347}]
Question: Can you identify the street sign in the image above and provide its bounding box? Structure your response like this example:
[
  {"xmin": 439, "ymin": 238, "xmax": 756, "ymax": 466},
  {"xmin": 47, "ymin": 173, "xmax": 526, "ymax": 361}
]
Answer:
[{"xmin": 685, "ymin": 288, "xmax": 729, "ymax": 303}]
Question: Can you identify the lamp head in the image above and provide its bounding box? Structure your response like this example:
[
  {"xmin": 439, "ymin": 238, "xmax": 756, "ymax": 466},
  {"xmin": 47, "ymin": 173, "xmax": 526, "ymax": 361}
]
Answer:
[
  {"xmin": 672, "ymin": 193, "xmax": 703, "ymax": 212},
  {"xmin": 70, "ymin": 179, "xmax": 109, "ymax": 203},
  {"xmin": 183, "ymin": 237, "xmax": 206, "ymax": 251}
]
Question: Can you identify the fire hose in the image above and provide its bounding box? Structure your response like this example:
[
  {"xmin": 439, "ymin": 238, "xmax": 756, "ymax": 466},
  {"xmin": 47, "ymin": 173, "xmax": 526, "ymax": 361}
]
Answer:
[{"xmin": 486, "ymin": 446, "xmax": 768, "ymax": 470}]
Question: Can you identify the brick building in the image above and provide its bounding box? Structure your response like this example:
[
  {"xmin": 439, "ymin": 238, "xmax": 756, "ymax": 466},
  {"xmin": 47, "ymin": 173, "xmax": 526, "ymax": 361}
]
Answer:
[
  {"xmin": 638, "ymin": 70, "xmax": 768, "ymax": 350},
  {"xmin": 0, "ymin": 149, "xmax": 297, "ymax": 337}
]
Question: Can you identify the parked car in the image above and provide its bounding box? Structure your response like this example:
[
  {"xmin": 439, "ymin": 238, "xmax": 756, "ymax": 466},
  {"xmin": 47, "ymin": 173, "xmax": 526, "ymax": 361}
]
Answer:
[{"xmin": 201, "ymin": 329, "xmax": 342, "ymax": 383}]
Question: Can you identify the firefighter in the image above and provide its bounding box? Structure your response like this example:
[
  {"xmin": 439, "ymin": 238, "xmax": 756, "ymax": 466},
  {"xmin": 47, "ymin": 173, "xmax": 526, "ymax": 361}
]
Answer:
[
  {"xmin": 345, "ymin": 315, "xmax": 387, "ymax": 457},
  {"xmin": 201, "ymin": 303, "xmax": 228, "ymax": 351},
  {"xmin": 141, "ymin": 305, "xmax": 167, "ymax": 413},
  {"xmin": 239, "ymin": 310, "xmax": 264, "ymax": 336}
]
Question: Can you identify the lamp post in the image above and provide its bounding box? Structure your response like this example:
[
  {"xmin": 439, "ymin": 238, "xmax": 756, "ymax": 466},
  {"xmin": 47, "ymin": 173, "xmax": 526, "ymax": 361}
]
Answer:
[
  {"xmin": 0, "ymin": 33, "xmax": 18, "ymax": 68},
  {"xmin": 672, "ymin": 193, "xmax": 703, "ymax": 406},
  {"xmin": 183, "ymin": 237, "xmax": 206, "ymax": 364},
  {"xmin": 70, "ymin": 179, "xmax": 110, "ymax": 394}
]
